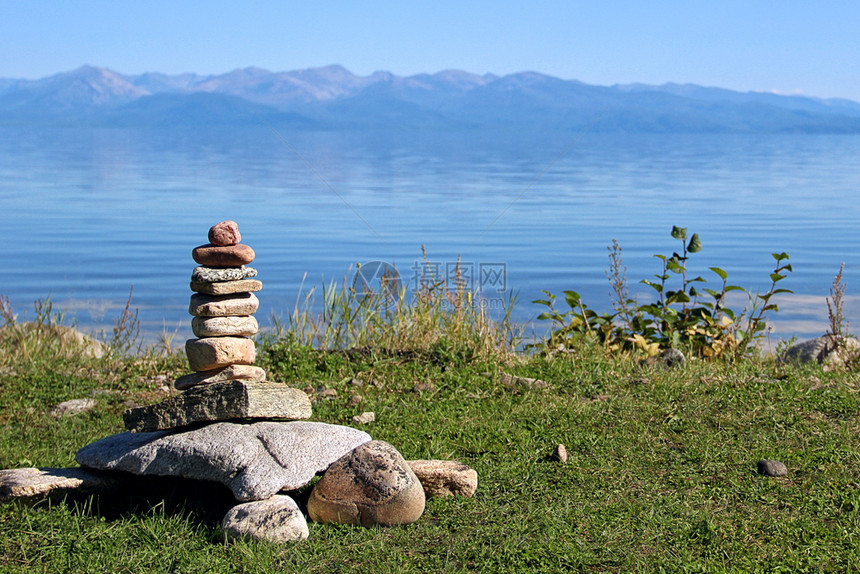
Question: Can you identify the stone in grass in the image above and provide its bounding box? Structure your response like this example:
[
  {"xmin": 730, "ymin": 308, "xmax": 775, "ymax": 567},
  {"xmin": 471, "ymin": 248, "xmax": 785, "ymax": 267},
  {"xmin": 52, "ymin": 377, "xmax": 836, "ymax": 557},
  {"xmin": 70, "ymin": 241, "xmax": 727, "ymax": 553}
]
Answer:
[
  {"xmin": 660, "ymin": 348, "xmax": 686, "ymax": 369},
  {"xmin": 208, "ymin": 220, "xmax": 242, "ymax": 247},
  {"xmin": 76, "ymin": 421, "xmax": 372, "ymax": 501},
  {"xmin": 190, "ymin": 279, "xmax": 263, "ymax": 296},
  {"xmin": 191, "ymin": 315, "xmax": 259, "ymax": 338},
  {"xmin": 351, "ymin": 412, "xmax": 375, "ymax": 425},
  {"xmin": 123, "ymin": 381, "xmax": 312, "ymax": 432},
  {"xmin": 174, "ymin": 364, "xmax": 266, "ymax": 391},
  {"xmin": 185, "ymin": 337, "xmax": 255, "ymax": 372},
  {"xmin": 189, "ymin": 292, "xmax": 260, "ymax": 318},
  {"xmin": 552, "ymin": 444, "xmax": 569, "ymax": 463},
  {"xmin": 757, "ymin": 459, "xmax": 788, "ymax": 477},
  {"xmin": 308, "ymin": 440, "xmax": 425, "ymax": 527},
  {"xmin": 498, "ymin": 372, "xmax": 549, "ymax": 390},
  {"xmin": 192, "ymin": 266, "xmax": 257, "ymax": 284},
  {"xmin": 780, "ymin": 335, "xmax": 860, "ymax": 370},
  {"xmin": 192, "ymin": 243, "xmax": 255, "ymax": 267},
  {"xmin": 0, "ymin": 467, "xmax": 121, "ymax": 502},
  {"xmin": 221, "ymin": 495, "xmax": 309, "ymax": 543},
  {"xmin": 407, "ymin": 460, "xmax": 478, "ymax": 498},
  {"xmin": 51, "ymin": 398, "xmax": 97, "ymax": 418}
]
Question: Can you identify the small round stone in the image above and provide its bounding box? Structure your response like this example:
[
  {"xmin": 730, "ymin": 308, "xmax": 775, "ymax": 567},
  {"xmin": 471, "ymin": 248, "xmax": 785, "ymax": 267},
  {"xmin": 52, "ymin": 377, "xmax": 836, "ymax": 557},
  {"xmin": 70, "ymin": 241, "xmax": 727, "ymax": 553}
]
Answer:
[
  {"xmin": 208, "ymin": 220, "xmax": 241, "ymax": 246},
  {"xmin": 660, "ymin": 348, "xmax": 686, "ymax": 369},
  {"xmin": 756, "ymin": 459, "xmax": 788, "ymax": 477},
  {"xmin": 221, "ymin": 495, "xmax": 309, "ymax": 543},
  {"xmin": 351, "ymin": 412, "xmax": 375, "ymax": 425}
]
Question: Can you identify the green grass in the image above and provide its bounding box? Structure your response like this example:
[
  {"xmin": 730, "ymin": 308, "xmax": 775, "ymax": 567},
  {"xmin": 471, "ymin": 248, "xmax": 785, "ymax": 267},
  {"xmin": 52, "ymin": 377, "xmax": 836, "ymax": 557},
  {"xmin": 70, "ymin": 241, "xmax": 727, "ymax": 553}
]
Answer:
[{"xmin": 2, "ymin": 323, "xmax": 860, "ymax": 572}]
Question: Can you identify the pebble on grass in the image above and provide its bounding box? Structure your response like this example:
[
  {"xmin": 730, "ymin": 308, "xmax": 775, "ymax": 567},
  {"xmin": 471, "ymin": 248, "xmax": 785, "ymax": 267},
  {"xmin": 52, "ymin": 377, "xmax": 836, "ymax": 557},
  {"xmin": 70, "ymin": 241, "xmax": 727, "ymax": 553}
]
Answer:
[{"xmin": 757, "ymin": 459, "xmax": 788, "ymax": 477}]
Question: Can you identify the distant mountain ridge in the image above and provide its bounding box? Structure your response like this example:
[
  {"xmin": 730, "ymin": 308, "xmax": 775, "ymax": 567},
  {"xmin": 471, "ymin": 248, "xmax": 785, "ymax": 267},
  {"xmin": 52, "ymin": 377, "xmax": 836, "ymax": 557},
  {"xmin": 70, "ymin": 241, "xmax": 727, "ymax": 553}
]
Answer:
[{"xmin": 2, "ymin": 64, "xmax": 860, "ymax": 133}]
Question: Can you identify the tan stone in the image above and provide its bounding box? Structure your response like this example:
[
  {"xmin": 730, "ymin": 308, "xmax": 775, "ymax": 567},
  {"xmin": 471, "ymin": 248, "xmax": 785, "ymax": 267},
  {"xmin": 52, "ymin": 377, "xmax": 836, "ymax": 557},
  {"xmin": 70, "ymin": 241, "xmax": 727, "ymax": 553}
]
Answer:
[
  {"xmin": 185, "ymin": 337, "xmax": 255, "ymax": 372},
  {"xmin": 351, "ymin": 412, "xmax": 375, "ymax": 425},
  {"xmin": 407, "ymin": 460, "xmax": 478, "ymax": 498},
  {"xmin": 192, "ymin": 243, "xmax": 255, "ymax": 266},
  {"xmin": 174, "ymin": 364, "xmax": 266, "ymax": 390},
  {"xmin": 189, "ymin": 292, "xmax": 259, "ymax": 317},
  {"xmin": 191, "ymin": 315, "xmax": 259, "ymax": 338},
  {"xmin": 307, "ymin": 440, "xmax": 425, "ymax": 527},
  {"xmin": 208, "ymin": 220, "xmax": 241, "ymax": 246},
  {"xmin": 190, "ymin": 279, "xmax": 262, "ymax": 296},
  {"xmin": 0, "ymin": 467, "xmax": 121, "ymax": 502},
  {"xmin": 123, "ymin": 381, "xmax": 311, "ymax": 432}
]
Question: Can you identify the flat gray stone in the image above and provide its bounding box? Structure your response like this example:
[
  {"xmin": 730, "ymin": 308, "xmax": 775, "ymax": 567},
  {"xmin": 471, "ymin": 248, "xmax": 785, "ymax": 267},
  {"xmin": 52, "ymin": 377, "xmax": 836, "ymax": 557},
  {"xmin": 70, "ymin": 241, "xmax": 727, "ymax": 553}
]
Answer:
[
  {"xmin": 174, "ymin": 364, "xmax": 267, "ymax": 390},
  {"xmin": 123, "ymin": 381, "xmax": 312, "ymax": 432},
  {"xmin": 0, "ymin": 467, "xmax": 121, "ymax": 502},
  {"xmin": 190, "ymin": 279, "xmax": 263, "ymax": 296},
  {"xmin": 498, "ymin": 372, "xmax": 549, "ymax": 390},
  {"xmin": 76, "ymin": 421, "xmax": 372, "ymax": 501},
  {"xmin": 221, "ymin": 495, "xmax": 309, "ymax": 543},
  {"xmin": 189, "ymin": 292, "xmax": 259, "ymax": 317},
  {"xmin": 51, "ymin": 398, "xmax": 97, "ymax": 418},
  {"xmin": 192, "ymin": 315, "xmax": 258, "ymax": 338},
  {"xmin": 192, "ymin": 266, "xmax": 257, "ymax": 283}
]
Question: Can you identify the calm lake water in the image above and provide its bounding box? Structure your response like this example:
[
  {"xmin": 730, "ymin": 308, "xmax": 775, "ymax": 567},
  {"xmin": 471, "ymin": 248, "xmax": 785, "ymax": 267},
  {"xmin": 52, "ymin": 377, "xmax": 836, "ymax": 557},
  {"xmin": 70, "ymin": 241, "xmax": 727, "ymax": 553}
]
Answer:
[{"xmin": 1, "ymin": 125, "xmax": 858, "ymax": 347}]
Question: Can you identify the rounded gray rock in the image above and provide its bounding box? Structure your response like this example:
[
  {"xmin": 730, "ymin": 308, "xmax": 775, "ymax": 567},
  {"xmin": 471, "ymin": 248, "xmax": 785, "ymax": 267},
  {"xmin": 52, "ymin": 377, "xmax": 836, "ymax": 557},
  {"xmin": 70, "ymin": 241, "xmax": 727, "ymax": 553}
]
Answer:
[
  {"xmin": 660, "ymin": 348, "xmax": 686, "ymax": 369},
  {"xmin": 757, "ymin": 459, "xmax": 788, "ymax": 477},
  {"xmin": 221, "ymin": 495, "xmax": 309, "ymax": 543},
  {"xmin": 308, "ymin": 440, "xmax": 425, "ymax": 527}
]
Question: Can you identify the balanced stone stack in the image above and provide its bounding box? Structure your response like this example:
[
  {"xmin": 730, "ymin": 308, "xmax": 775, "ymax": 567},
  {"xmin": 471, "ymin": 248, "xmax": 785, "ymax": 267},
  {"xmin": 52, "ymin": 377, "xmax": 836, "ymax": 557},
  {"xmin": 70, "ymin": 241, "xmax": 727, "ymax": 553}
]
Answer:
[
  {"xmin": 183, "ymin": 220, "xmax": 263, "ymax": 389},
  {"xmin": 122, "ymin": 220, "xmax": 313, "ymax": 433},
  {"xmin": 0, "ymin": 220, "xmax": 479, "ymax": 544}
]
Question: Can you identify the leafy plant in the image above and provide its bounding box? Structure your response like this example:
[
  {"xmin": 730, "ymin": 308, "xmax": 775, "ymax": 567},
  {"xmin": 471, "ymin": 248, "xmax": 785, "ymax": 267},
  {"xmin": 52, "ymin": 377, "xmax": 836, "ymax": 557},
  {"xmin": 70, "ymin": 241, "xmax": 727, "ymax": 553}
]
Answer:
[{"xmin": 533, "ymin": 226, "xmax": 793, "ymax": 359}]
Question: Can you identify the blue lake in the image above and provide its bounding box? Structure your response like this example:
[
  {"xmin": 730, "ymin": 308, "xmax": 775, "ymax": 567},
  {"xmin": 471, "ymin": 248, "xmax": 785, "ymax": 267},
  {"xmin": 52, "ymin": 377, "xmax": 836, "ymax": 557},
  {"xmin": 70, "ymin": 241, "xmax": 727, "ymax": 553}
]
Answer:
[{"xmin": 1, "ymin": 125, "xmax": 858, "ymax": 347}]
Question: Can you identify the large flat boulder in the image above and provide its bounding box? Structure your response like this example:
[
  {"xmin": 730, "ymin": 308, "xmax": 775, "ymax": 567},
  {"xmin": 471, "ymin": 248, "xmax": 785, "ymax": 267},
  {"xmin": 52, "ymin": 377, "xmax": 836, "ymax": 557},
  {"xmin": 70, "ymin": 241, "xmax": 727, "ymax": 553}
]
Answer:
[{"xmin": 76, "ymin": 421, "xmax": 372, "ymax": 501}]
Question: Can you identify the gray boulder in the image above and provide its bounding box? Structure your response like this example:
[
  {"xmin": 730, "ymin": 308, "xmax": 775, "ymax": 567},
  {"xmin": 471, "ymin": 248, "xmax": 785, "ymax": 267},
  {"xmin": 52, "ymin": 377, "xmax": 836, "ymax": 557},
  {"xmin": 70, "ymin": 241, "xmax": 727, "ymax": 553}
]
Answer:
[
  {"xmin": 780, "ymin": 335, "xmax": 860, "ymax": 370},
  {"xmin": 76, "ymin": 421, "xmax": 371, "ymax": 501},
  {"xmin": 221, "ymin": 495, "xmax": 309, "ymax": 543}
]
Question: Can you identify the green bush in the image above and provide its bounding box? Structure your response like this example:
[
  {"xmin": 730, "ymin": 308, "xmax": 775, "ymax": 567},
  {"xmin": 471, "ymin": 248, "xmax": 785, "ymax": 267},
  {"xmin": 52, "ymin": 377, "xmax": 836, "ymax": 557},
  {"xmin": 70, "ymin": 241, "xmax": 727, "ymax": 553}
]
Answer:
[{"xmin": 533, "ymin": 226, "xmax": 793, "ymax": 359}]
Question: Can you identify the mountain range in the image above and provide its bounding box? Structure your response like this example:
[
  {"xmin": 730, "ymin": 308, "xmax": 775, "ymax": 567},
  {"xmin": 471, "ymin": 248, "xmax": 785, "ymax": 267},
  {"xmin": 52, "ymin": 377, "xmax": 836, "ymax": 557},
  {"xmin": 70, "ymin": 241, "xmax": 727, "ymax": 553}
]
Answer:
[{"xmin": 2, "ymin": 65, "xmax": 860, "ymax": 133}]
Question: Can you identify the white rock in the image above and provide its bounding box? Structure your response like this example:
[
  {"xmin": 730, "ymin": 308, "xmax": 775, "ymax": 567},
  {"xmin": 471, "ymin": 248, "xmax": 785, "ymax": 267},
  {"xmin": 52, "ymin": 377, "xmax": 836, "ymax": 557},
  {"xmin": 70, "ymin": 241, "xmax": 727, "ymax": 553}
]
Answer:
[{"xmin": 221, "ymin": 495, "xmax": 309, "ymax": 543}]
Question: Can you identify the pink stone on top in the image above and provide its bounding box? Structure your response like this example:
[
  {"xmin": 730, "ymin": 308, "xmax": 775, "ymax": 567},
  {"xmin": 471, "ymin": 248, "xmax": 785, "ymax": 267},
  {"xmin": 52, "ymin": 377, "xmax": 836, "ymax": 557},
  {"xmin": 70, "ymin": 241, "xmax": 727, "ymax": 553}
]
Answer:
[{"xmin": 208, "ymin": 220, "xmax": 241, "ymax": 246}]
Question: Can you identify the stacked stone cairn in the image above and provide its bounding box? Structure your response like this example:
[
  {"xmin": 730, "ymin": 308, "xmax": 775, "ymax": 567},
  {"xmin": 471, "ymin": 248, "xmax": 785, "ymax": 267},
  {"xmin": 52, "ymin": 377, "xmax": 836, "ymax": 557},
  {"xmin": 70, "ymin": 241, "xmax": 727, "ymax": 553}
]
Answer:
[{"xmin": 0, "ymin": 221, "xmax": 478, "ymax": 545}]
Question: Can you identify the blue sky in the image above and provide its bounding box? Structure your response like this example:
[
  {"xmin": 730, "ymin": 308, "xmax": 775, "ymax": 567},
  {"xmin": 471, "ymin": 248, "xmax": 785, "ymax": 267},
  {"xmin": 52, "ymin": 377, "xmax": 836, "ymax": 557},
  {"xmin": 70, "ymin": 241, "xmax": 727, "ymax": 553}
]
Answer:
[{"xmin": 2, "ymin": 1, "xmax": 858, "ymax": 100}]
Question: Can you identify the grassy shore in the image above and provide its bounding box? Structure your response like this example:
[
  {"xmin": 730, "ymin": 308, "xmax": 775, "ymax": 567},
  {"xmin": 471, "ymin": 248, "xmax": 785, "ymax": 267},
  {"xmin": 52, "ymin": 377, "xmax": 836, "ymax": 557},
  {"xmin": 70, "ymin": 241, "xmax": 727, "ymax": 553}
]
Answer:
[{"xmin": 1, "ymin": 301, "xmax": 859, "ymax": 573}]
